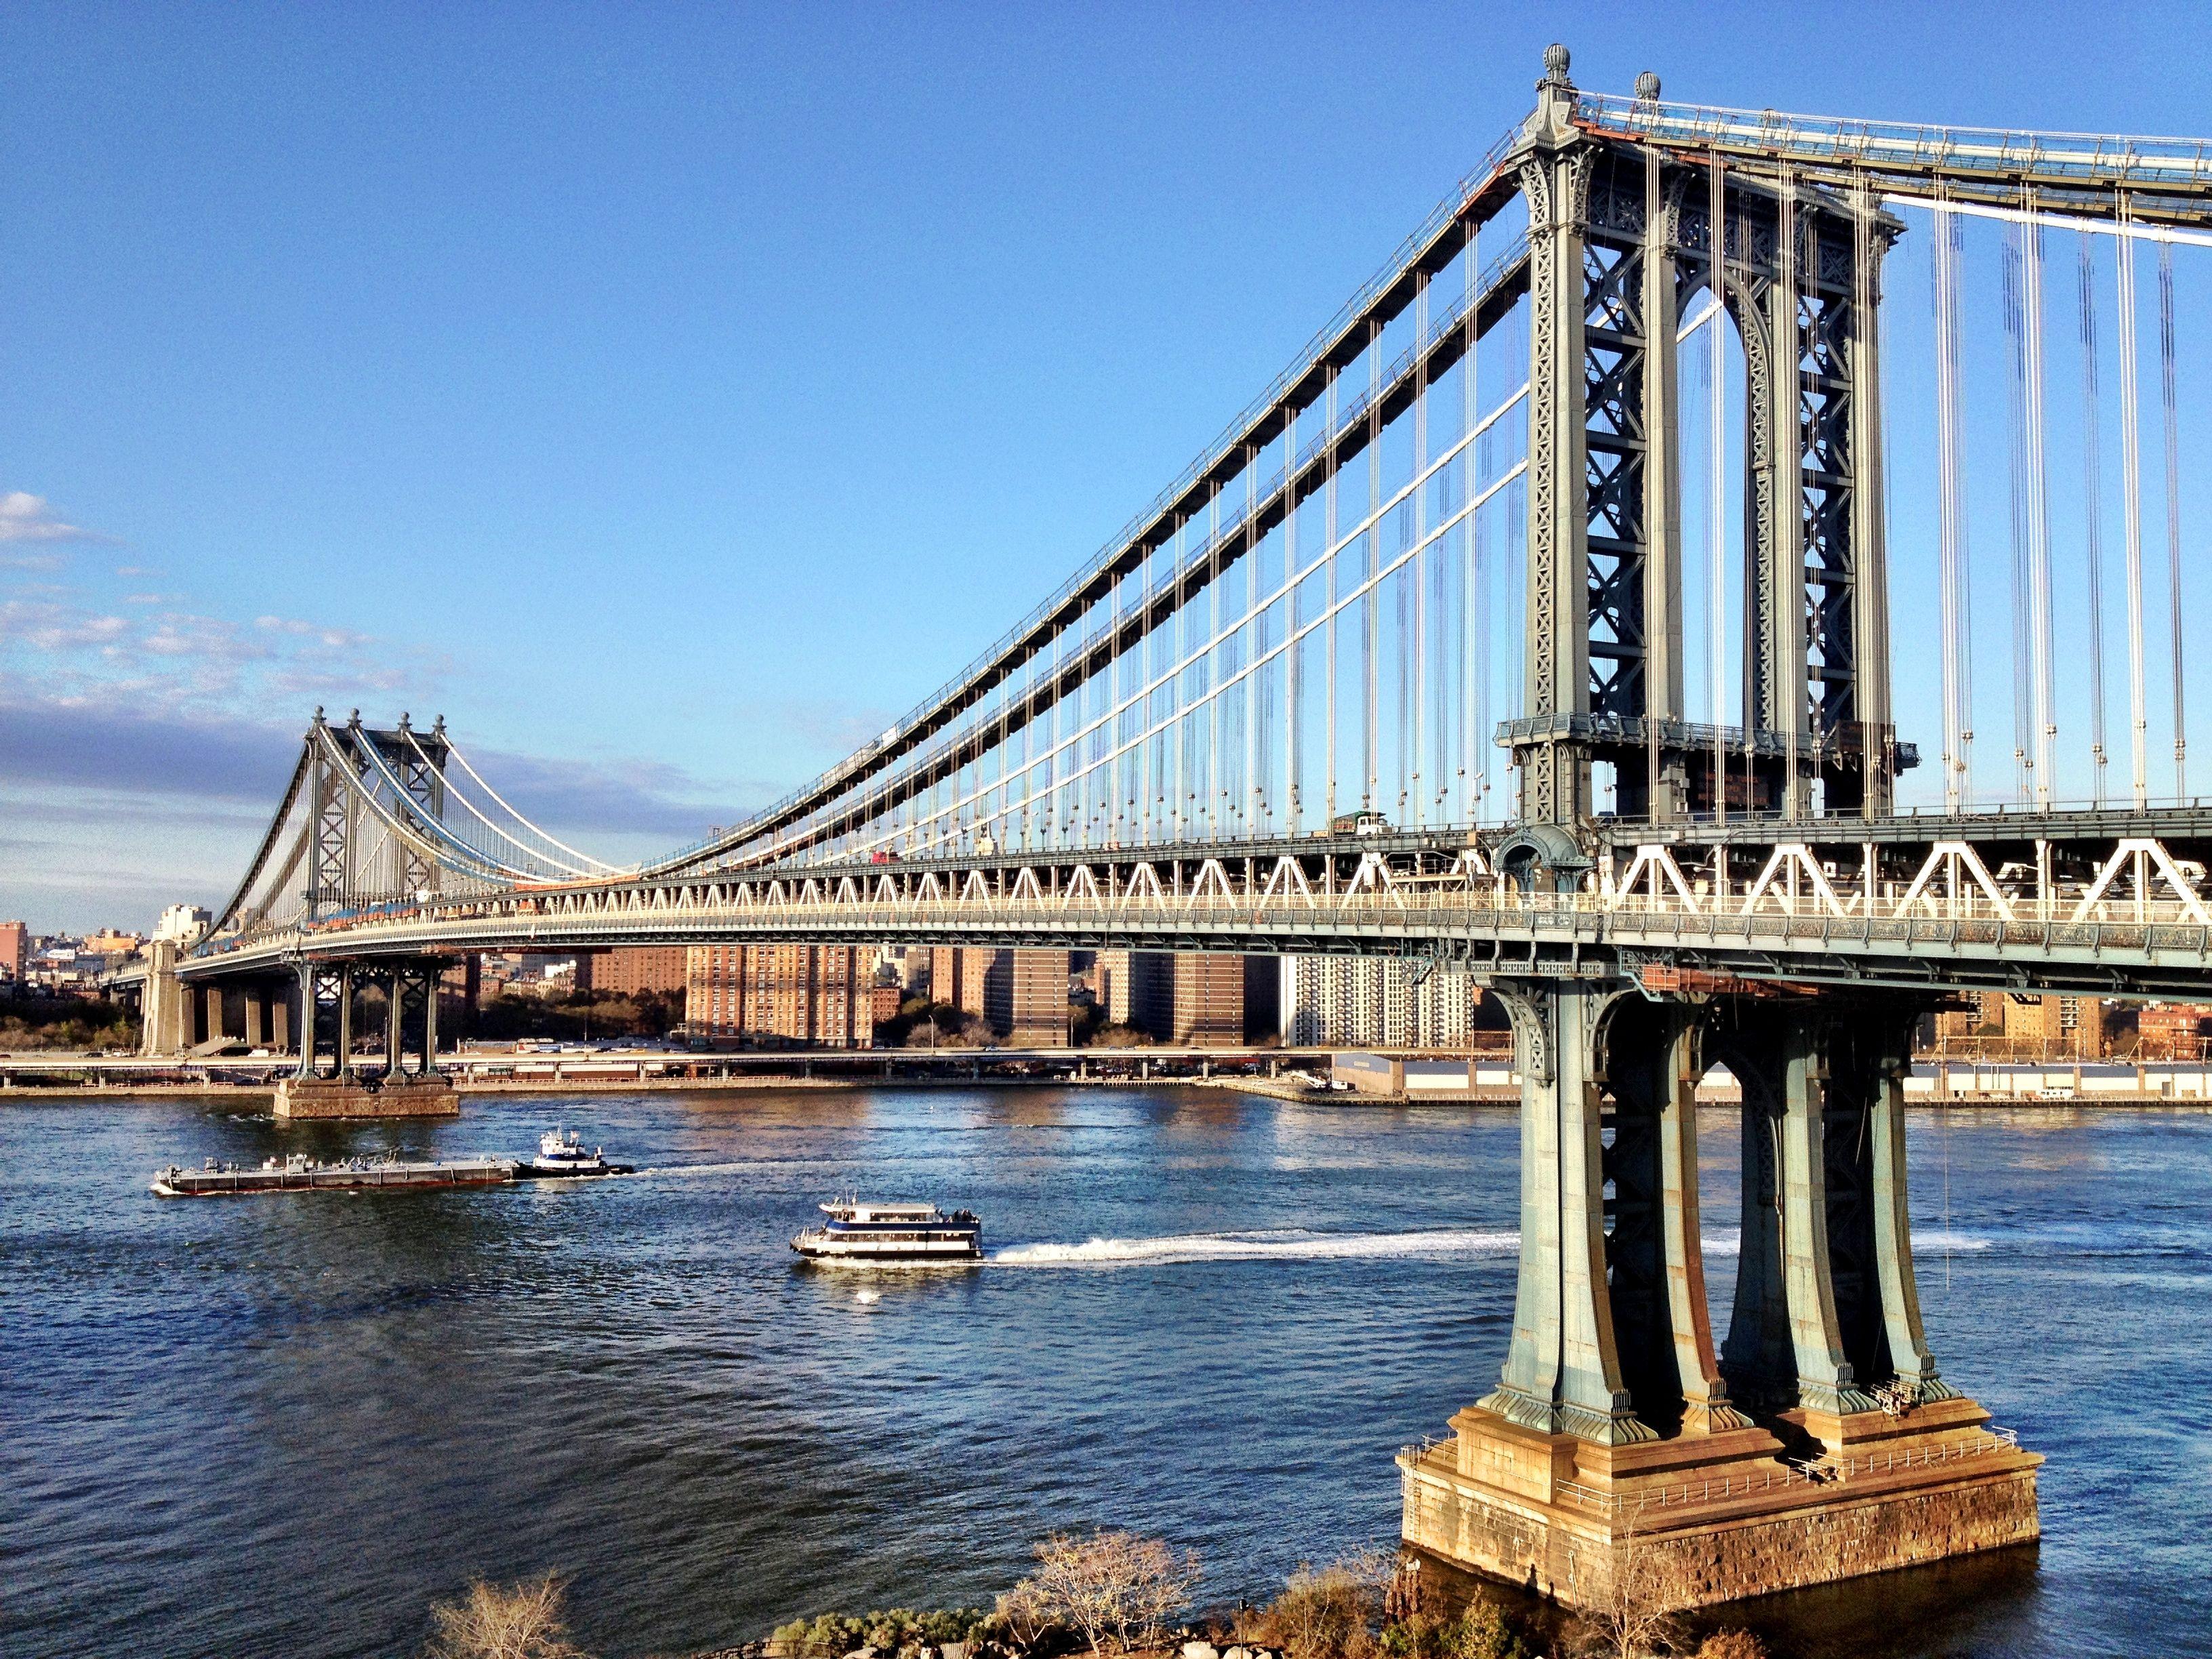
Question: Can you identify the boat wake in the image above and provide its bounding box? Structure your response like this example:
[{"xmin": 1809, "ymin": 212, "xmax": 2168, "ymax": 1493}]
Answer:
[
  {"xmin": 990, "ymin": 1227, "xmax": 1519, "ymax": 1268},
  {"xmin": 1702, "ymin": 1227, "xmax": 1991, "ymax": 1256},
  {"xmin": 990, "ymin": 1225, "xmax": 1993, "ymax": 1268},
  {"xmin": 628, "ymin": 1162, "xmax": 761, "ymax": 1179}
]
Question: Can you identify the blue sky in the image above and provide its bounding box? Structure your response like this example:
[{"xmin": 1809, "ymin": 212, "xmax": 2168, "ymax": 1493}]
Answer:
[{"xmin": 5, "ymin": 2, "xmax": 2211, "ymax": 932}]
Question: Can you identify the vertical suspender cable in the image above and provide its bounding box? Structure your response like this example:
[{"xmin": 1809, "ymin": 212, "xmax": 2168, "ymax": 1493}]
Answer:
[
  {"xmin": 2022, "ymin": 205, "xmax": 2055, "ymax": 811},
  {"xmin": 2003, "ymin": 227, "xmax": 2033, "ymax": 805},
  {"xmin": 1934, "ymin": 196, "xmax": 1973, "ymax": 810},
  {"xmin": 1776, "ymin": 165, "xmax": 1798, "ymax": 817},
  {"xmin": 1412, "ymin": 275, "xmax": 1429, "ymax": 832},
  {"xmin": 2079, "ymin": 232, "xmax": 2110, "ymax": 804},
  {"xmin": 2117, "ymin": 192, "xmax": 2149, "ymax": 807},
  {"xmin": 1853, "ymin": 167, "xmax": 1884, "ymax": 817},
  {"xmin": 2160, "ymin": 242, "xmax": 2187, "ymax": 800},
  {"xmin": 1646, "ymin": 140, "xmax": 1662, "ymax": 819},
  {"xmin": 1465, "ymin": 219, "xmax": 1482, "ymax": 824},
  {"xmin": 1709, "ymin": 149, "xmax": 1728, "ymax": 823},
  {"xmin": 1324, "ymin": 366, "xmax": 1338, "ymax": 827},
  {"xmin": 1368, "ymin": 319, "xmax": 1383, "ymax": 815}
]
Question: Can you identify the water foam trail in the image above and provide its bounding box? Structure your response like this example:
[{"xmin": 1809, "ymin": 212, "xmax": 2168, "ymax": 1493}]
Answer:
[
  {"xmin": 990, "ymin": 1227, "xmax": 1520, "ymax": 1268},
  {"xmin": 992, "ymin": 1225, "xmax": 1993, "ymax": 1268},
  {"xmin": 1699, "ymin": 1227, "xmax": 1992, "ymax": 1256},
  {"xmin": 629, "ymin": 1162, "xmax": 765, "ymax": 1179}
]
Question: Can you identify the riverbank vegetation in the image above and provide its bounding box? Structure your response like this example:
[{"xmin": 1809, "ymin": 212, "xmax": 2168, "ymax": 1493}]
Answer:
[
  {"xmin": 467, "ymin": 987, "xmax": 681, "ymax": 1043},
  {"xmin": 0, "ymin": 990, "xmax": 138, "ymax": 1052},
  {"xmin": 424, "ymin": 1533, "xmax": 1772, "ymax": 1659}
]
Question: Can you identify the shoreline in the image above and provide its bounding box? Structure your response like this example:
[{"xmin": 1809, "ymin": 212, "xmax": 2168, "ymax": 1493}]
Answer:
[{"xmin": 4, "ymin": 1074, "xmax": 2211, "ymax": 1110}]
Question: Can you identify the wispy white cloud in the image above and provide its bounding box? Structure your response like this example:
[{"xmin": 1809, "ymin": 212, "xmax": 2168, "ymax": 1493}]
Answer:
[
  {"xmin": 0, "ymin": 491, "xmax": 108, "ymax": 545},
  {"xmin": 255, "ymin": 614, "xmax": 369, "ymax": 649},
  {"xmin": 0, "ymin": 599, "xmax": 132, "ymax": 653}
]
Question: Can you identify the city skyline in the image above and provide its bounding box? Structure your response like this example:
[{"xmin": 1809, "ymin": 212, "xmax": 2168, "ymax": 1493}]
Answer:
[{"xmin": 6, "ymin": 2, "xmax": 2211, "ymax": 933}]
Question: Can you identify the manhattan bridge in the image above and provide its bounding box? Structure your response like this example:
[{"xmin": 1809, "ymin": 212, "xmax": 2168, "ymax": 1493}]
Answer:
[{"xmin": 123, "ymin": 48, "xmax": 2212, "ymax": 1610}]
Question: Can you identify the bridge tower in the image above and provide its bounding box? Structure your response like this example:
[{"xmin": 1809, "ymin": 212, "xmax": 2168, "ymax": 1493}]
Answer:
[
  {"xmin": 1508, "ymin": 48, "xmax": 1901, "ymax": 825},
  {"xmin": 1403, "ymin": 49, "xmax": 2036, "ymax": 1613}
]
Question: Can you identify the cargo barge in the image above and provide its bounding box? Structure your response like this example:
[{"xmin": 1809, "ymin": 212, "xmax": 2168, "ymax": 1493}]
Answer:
[{"xmin": 151, "ymin": 1153, "xmax": 515, "ymax": 1197}]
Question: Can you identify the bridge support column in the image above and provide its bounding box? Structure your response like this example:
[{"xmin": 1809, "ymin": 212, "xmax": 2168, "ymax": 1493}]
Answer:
[
  {"xmin": 420, "ymin": 965, "xmax": 441, "ymax": 1073},
  {"xmin": 1478, "ymin": 981, "xmax": 1661, "ymax": 1443},
  {"xmin": 384, "ymin": 969, "xmax": 404, "ymax": 1078},
  {"xmin": 244, "ymin": 988, "xmax": 270, "ymax": 1049},
  {"xmin": 336, "ymin": 966, "xmax": 356, "ymax": 1080},
  {"xmin": 1401, "ymin": 983, "xmax": 2041, "ymax": 1613},
  {"xmin": 140, "ymin": 939, "xmax": 192, "ymax": 1057},
  {"xmin": 276, "ymin": 958, "xmax": 457, "ymax": 1119},
  {"xmin": 1717, "ymin": 999, "xmax": 1954, "ymax": 1417}
]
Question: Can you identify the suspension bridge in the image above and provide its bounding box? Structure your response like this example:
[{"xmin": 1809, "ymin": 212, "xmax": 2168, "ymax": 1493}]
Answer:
[{"xmin": 112, "ymin": 45, "xmax": 2212, "ymax": 1613}]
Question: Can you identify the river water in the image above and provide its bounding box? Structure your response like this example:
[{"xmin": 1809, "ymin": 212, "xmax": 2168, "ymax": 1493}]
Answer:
[{"xmin": 3, "ymin": 1088, "xmax": 2207, "ymax": 1659}]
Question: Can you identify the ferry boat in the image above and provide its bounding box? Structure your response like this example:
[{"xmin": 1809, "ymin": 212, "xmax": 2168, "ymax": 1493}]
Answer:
[
  {"xmin": 791, "ymin": 1199, "xmax": 983, "ymax": 1263},
  {"xmin": 515, "ymin": 1127, "xmax": 635, "ymax": 1179},
  {"xmin": 150, "ymin": 1152, "xmax": 514, "ymax": 1197}
]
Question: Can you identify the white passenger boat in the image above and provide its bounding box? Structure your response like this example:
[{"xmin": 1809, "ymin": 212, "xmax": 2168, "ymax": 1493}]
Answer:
[{"xmin": 791, "ymin": 1199, "xmax": 983, "ymax": 1263}]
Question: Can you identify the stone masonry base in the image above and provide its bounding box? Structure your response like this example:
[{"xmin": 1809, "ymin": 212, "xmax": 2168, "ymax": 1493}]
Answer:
[
  {"xmin": 274, "ymin": 1076, "xmax": 460, "ymax": 1120},
  {"xmin": 1400, "ymin": 1397, "xmax": 2041, "ymax": 1612}
]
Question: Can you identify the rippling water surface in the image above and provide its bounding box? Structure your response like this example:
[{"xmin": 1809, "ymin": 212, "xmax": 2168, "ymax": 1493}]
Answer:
[{"xmin": 3, "ymin": 1089, "xmax": 2207, "ymax": 1659}]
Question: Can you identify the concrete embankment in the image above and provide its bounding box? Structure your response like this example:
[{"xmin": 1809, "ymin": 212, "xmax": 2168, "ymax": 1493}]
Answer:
[{"xmin": 9, "ymin": 1051, "xmax": 2212, "ymax": 1108}]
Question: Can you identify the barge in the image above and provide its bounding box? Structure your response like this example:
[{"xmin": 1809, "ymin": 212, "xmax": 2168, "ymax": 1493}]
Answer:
[{"xmin": 151, "ymin": 1152, "xmax": 515, "ymax": 1197}]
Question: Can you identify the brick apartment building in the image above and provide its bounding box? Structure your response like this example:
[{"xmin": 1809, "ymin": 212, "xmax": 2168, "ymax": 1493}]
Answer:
[
  {"xmin": 927, "ymin": 946, "xmax": 1071, "ymax": 1045},
  {"xmin": 1933, "ymin": 991, "xmax": 2110, "ymax": 1058},
  {"xmin": 684, "ymin": 945, "xmax": 874, "ymax": 1048},
  {"xmin": 578, "ymin": 947, "xmax": 689, "ymax": 998},
  {"xmin": 1094, "ymin": 950, "xmax": 1281, "ymax": 1045},
  {"xmin": 2136, "ymin": 1002, "xmax": 2212, "ymax": 1061}
]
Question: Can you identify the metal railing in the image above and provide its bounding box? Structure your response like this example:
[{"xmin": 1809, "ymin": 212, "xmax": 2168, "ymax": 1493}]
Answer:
[
  {"xmin": 1544, "ymin": 1426, "xmax": 2023, "ymax": 1519},
  {"xmin": 180, "ymin": 878, "xmax": 2212, "ymax": 977}
]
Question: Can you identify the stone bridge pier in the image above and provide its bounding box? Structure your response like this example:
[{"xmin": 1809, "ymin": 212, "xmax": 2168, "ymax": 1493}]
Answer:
[
  {"xmin": 273, "ymin": 958, "xmax": 457, "ymax": 1119},
  {"xmin": 1400, "ymin": 979, "xmax": 2041, "ymax": 1611}
]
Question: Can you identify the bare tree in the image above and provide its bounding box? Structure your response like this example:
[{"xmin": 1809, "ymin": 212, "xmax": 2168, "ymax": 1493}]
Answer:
[
  {"xmin": 1011, "ymin": 1530, "xmax": 1203, "ymax": 1655},
  {"xmin": 1574, "ymin": 1518, "xmax": 1685, "ymax": 1659},
  {"xmin": 997, "ymin": 1577, "xmax": 1055, "ymax": 1652},
  {"xmin": 1262, "ymin": 1549, "xmax": 1395, "ymax": 1659},
  {"xmin": 425, "ymin": 1574, "xmax": 586, "ymax": 1659}
]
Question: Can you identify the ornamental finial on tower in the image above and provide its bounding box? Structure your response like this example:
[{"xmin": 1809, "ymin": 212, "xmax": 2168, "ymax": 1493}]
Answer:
[
  {"xmin": 1543, "ymin": 43, "xmax": 1571, "ymax": 85},
  {"xmin": 1635, "ymin": 70, "xmax": 1661, "ymax": 103}
]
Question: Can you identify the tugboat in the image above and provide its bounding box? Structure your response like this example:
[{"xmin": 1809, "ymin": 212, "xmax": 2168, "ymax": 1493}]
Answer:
[
  {"xmin": 514, "ymin": 1128, "xmax": 635, "ymax": 1179},
  {"xmin": 791, "ymin": 1198, "xmax": 983, "ymax": 1263}
]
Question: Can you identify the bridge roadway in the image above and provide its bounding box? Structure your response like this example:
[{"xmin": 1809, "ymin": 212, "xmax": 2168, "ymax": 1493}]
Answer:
[{"xmin": 167, "ymin": 808, "xmax": 2212, "ymax": 1001}]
